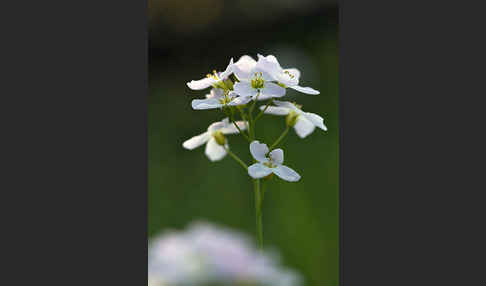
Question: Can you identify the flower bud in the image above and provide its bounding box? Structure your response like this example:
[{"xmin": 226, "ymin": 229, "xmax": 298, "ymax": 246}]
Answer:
[
  {"xmin": 286, "ymin": 111, "xmax": 299, "ymax": 127},
  {"xmin": 213, "ymin": 130, "xmax": 226, "ymax": 146}
]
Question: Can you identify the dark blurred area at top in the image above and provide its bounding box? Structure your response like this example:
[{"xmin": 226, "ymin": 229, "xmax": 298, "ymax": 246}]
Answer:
[{"xmin": 149, "ymin": 0, "xmax": 338, "ymax": 75}]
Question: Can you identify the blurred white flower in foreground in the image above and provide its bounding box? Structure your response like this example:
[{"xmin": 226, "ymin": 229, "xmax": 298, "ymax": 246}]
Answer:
[
  {"xmin": 148, "ymin": 221, "xmax": 302, "ymax": 286},
  {"xmin": 248, "ymin": 141, "xmax": 301, "ymax": 182},
  {"xmin": 182, "ymin": 118, "xmax": 247, "ymax": 161},
  {"xmin": 260, "ymin": 100, "xmax": 327, "ymax": 138}
]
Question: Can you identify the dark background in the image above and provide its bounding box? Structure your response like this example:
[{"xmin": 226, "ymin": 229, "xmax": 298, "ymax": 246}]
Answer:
[{"xmin": 149, "ymin": 0, "xmax": 339, "ymax": 285}]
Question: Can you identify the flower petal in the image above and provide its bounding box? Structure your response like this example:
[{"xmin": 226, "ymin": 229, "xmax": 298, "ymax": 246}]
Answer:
[
  {"xmin": 261, "ymin": 82, "xmax": 286, "ymax": 98},
  {"xmin": 248, "ymin": 163, "xmax": 273, "ymax": 179},
  {"xmin": 205, "ymin": 137, "xmax": 227, "ymax": 161},
  {"xmin": 289, "ymin": 85, "xmax": 320, "ymax": 95},
  {"xmin": 233, "ymin": 82, "xmax": 258, "ymax": 98},
  {"xmin": 256, "ymin": 54, "xmax": 282, "ymax": 76},
  {"xmin": 187, "ymin": 77, "xmax": 217, "ymax": 90},
  {"xmin": 273, "ymin": 71, "xmax": 299, "ymax": 87},
  {"xmin": 273, "ymin": 100, "xmax": 300, "ymax": 111},
  {"xmin": 284, "ymin": 68, "xmax": 301, "ymax": 81},
  {"xmin": 294, "ymin": 116, "xmax": 315, "ymax": 138},
  {"xmin": 227, "ymin": 95, "xmax": 252, "ymax": 106},
  {"xmin": 233, "ymin": 55, "xmax": 257, "ymax": 81},
  {"xmin": 273, "ymin": 165, "xmax": 301, "ymax": 182},
  {"xmin": 220, "ymin": 121, "xmax": 248, "ymax": 134},
  {"xmin": 249, "ymin": 140, "xmax": 269, "ymax": 162},
  {"xmin": 206, "ymin": 88, "xmax": 224, "ymax": 99},
  {"xmin": 182, "ymin": 132, "xmax": 210, "ymax": 150},
  {"xmin": 303, "ymin": 112, "xmax": 327, "ymax": 131},
  {"xmin": 269, "ymin": 149, "xmax": 284, "ymax": 165},
  {"xmin": 218, "ymin": 58, "xmax": 234, "ymax": 80},
  {"xmin": 191, "ymin": 98, "xmax": 222, "ymax": 110},
  {"xmin": 207, "ymin": 120, "xmax": 226, "ymax": 133},
  {"xmin": 259, "ymin": 106, "xmax": 290, "ymax": 116}
]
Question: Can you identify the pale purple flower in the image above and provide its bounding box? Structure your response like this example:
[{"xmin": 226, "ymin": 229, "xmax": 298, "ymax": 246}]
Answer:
[
  {"xmin": 148, "ymin": 221, "xmax": 302, "ymax": 286},
  {"xmin": 191, "ymin": 88, "xmax": 251, "ymax": 110},
  {"xmin": 182, "ymin": 118, "xmax": 247, "ymax": 161},
  {"xmin": 248, "ymin": 141, "xmax": 301, "ymax": 182},
  {"xmin": 187, "ymin": 58, "xmax": 235, "ymax": 90},
  {"xmin": 260, "ymin": 100, "xmax": 327, "ymax": 138},
  {"xmin": 256, "ymin": 54, "xmax": 320, "ymax": 95},
  {"xmin": 232, "ymin": 55, "xmax": 286, "ymax": 101}
]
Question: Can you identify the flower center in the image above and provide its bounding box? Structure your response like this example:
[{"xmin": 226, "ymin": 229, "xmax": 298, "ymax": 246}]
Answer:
[
  {"xmin": 263, "ymin": 160, "xmax": 277, "ymax": 168},
  {"xmin": 218, "ymin": 94, "xmax": 234, "ymax": 105},
  {"xmin": 206, "ymin": 70, "xmax": 219, "ymax": 80},
  {"xmin": 212, "ymin": 130, "xmax": 226, "ymax": 145},
  {"xmin": 283, "ymin": 70, "xmax": 295, "ymax": 78},
  {"xmin": 251, "ymin": 72, "xmax": 265, "ymax": 89},
  {"xmin": 286, "ymin": 111, "xmax": 300, "ymax": 127}
]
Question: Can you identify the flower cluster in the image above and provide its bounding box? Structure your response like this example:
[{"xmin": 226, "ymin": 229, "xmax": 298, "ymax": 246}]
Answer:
[
  {"xmin": 183, "ymin": 54, "xmax": 327, "ymax": 182},
  {"xmin": 148, "ymin": 221, "xmax": 302, "ymax": 286}
]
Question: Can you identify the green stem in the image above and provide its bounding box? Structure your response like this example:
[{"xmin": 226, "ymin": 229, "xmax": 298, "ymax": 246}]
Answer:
[
  {"xmin": 249, "ymin": 92, "xmax": 260, "ymax": 115},
  {"xmin": 254, "ymin": 179, "xmax": 263, "ymax": 249},
  {"xmin": 230, "ymin": 116, "xmax": 250, "ymax": 142},
  {"xmin": 254, "ymin": 99, "xmax": 273, "ymax": 123},
  {"xmin": 224, "ymin": 146, "xmax": 248, "ymax": 170},
  {"xmin": 269, "ymin": 126, "xmax": 290, "ymax": 150}
]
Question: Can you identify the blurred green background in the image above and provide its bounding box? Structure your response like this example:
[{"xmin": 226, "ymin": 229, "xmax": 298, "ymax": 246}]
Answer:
[{"xmin": 149, "ymin": 0, "xmax": 338, "ymax": 285}]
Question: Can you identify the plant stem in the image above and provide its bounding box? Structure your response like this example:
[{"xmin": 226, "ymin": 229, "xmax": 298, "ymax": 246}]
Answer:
[
  {"xmin": 230, "ymin": 117, "xmax": 250, "ymax": 142},
  {"xmin": 224, "ymin": 146, "xmax": 248, "ymax": 170},
  {"xmin": 254, "ymin": 99, "xmax": 273, "ymax": 123},
  {"xmin": 254, "ymin": 178, "xmax": 263, "ymax": 249},
  {"xmin": 269, "ymin": 126, "xmax": 290, "ymax": 150},
  {"xmin": 247, "ymin": 105, "xmax": 263, "ymax": 248}
]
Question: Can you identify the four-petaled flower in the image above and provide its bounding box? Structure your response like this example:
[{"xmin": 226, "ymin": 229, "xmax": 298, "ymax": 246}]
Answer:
[
  {"xmin": 183, "ymin": 118, "xmax": 247, "ymax": 161},
  {"xmin": 187, "ymin": 58, "xmax": 234, "ymax": 90},
  {"xmin": 248, "ymin": 141, "xmax": 301, "ymax": 182},
  {"xmin": 256, "ymin": 54, "xmax": 320, "ymax": 95},
  {"xmin": 232, "ymin": 55, "xmax": 286, "ymax": 101},
  {"xmin": 260, "ymin": 100, "xmax": 327, "ymax": 138},
  {"xmin": 191, "ymin": 88, "xmax": 251, "ymax": 110}
]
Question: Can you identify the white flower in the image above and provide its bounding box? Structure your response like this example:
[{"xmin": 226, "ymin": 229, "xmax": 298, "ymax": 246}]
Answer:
[
  {"xmin": 232, "ymin": 55, "xmax": 286, "ymax": 101},
  {"xmin": 186, "ymin": 58, "xmax": 234, "ymax": 90},
  {"xmin": 182, "ymin": 118, "xmax": 247, "ymax": 162},
  {"xmin": 148, "ymin": 221, "xmax": 302, "ymax": 286},
  {"xmin": 191, "ymin": 88, "xmax": 252, "ymax": 110},
  {"xmin": 260, "ymin": 100, "xmax": 327, "ymax": 138},
  {"xmin": 248, "ymin": 141, "xmax": 301, "ymax": 182},
  {"xmin": 256, "ymin": 54, "xmax": 320, "ymax": 95}
]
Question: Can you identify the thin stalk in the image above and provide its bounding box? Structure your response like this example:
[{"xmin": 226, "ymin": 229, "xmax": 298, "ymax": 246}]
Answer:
[
  {"xmin": 254, "ymin": 178, "xmax": 263, "ymax": 249},
  {"xmin": 254, "ymin": 99, "xmax": 273, "ymax": 123},
  {"xmin": 224, "ymin": 146, "xmax": 248, "ymax": 170},
  {"xmin": 230, "ymin": 116, "xmax": 250, "ymax": 142},
  {"xmin": 249, "ymin": 92, "xmax": 260, "ymax": 115},
  {"xmin": 269, "ymin": 126, "xmax": 290, "ymax": 150}
]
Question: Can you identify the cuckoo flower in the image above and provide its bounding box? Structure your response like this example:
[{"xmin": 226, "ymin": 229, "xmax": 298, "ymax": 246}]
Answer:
[
  {"xmin": 260, "ymin": 100, "xmax": 327, "ymax": 138},
  {"xmin": 257, "ymin": 54, "xmax": 320, "ymax": 95},
  {"xmin": 187, "ymin": 58, "xmax": 235, "ymax": 90},
  {"xmin": 148, "ymin": 221, "xmax": 302, "ymax": 286},
  {"xmin": 248, "ymin": 141, "xmax": 301, "ymax": 182},
  {"xmin": 232, "ymin": 55, "xmax": 286, "ymax": 101},
  {"xmin": 182, "ymin": 118, "xmax": 247, "ymax": 161},
  {"xmin": 191, "ymin": 88, "xmax": 251, "ymax": 110}
]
